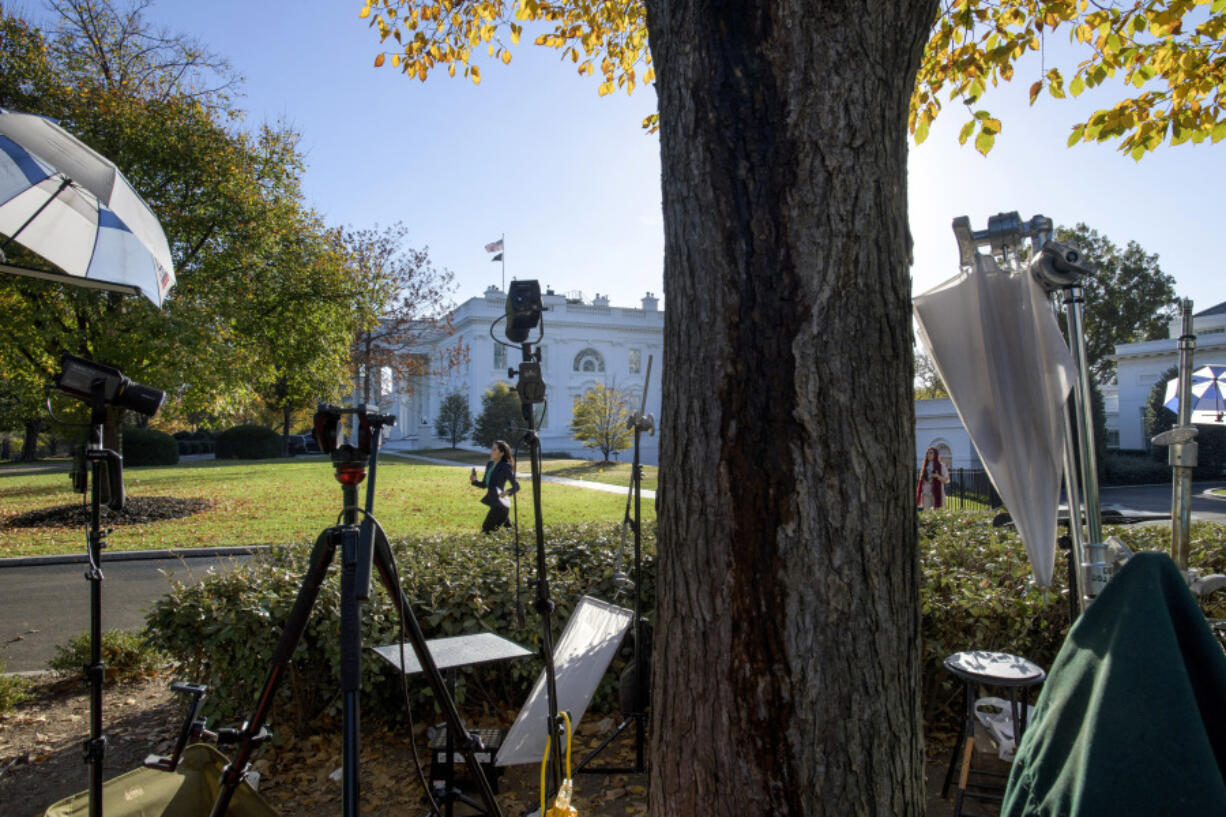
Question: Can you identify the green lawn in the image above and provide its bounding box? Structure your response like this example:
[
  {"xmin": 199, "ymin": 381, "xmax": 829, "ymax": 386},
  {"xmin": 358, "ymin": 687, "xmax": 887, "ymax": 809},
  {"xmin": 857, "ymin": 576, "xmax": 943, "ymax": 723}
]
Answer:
[
  {"xmin": 0, "ymin": 457, "xmax": 654, "ymax": 558},
  {"xmin": 411, "ymin": 449, "xmax": 659, "ymax": 491}
]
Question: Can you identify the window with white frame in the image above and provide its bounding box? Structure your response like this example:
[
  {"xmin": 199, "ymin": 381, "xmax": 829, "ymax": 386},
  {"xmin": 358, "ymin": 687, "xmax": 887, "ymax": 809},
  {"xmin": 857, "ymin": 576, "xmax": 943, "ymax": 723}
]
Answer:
[
  {"xmin": 573, "ymin": 347, "xmax": 604, "ymax": 373},
  {"xmin": 629, "ymin": 348, "xmax": 641, "ymax": 374}
]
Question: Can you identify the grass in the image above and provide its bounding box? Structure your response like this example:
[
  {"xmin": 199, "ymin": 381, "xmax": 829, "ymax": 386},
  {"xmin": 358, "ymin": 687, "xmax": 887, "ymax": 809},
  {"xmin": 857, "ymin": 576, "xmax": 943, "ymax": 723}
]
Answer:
[
  {"xmin": 411, "ymin": 448, "xmax": 659, "ymax": 491},
  {"xmin": 0, "ymin": 456, "xmax": 654, "ymax": 558}
]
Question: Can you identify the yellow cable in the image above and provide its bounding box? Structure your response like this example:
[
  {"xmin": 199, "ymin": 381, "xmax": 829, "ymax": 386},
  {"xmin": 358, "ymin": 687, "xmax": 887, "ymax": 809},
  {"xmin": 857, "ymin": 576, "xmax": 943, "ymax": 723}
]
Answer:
[
  {"xmin": 539, "ymin": 735, "xmax": 550, "ymax": 817},
  {"xmin": 561, "ymin": 711, "xmax": 573, "ymax": 778},
  {"xmin": 540, "ymin": 713, "xmax": 578, "ymax": 817}
]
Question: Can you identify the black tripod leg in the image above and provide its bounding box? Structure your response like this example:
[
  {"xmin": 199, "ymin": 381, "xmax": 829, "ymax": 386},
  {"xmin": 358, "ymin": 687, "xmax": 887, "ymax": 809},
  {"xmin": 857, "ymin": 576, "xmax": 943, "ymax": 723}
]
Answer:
[
  {"xmin": 209, "ymin": 528, "xmax": 338, "ymax": 817},
  {"xmin": 369, "ymin": 525, "xmax": 505, "ymax": 817},
  {"xmin": 339, "ymin": 525, "xmax": 363, "ymax": 817}
]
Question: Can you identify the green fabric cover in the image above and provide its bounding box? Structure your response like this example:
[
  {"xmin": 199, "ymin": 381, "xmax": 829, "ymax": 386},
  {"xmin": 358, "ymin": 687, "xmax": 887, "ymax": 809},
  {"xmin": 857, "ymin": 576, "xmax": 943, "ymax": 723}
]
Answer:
[
  {"xmin": 1002, "ymin": 551, "xmax": 1226, "ymax": 817},
  {"xmin": 43, "ymin": 743, "xmax": 277, "ymax": 817}
]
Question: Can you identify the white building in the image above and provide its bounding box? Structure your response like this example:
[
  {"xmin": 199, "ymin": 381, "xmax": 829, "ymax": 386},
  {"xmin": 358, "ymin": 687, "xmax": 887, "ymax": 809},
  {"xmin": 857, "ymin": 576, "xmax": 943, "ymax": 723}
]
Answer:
[
  {"xmin": 1112, "ymin": 300, "xmax": 1226, "ymax": 450},
  {"xmin": 914, "ymin": 398, "xmax": 980, "ymax": 470},
  {"xmin": 386, "ymin": 286, "xmax": 664, "ymax": 463}
]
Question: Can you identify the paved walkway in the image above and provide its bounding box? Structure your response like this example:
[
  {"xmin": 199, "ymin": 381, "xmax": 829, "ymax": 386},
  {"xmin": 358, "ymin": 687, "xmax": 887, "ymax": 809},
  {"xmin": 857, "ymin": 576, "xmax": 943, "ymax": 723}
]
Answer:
[{"xmin": 387, "ymin": 451, "xmax": 656, "ymax": 498}]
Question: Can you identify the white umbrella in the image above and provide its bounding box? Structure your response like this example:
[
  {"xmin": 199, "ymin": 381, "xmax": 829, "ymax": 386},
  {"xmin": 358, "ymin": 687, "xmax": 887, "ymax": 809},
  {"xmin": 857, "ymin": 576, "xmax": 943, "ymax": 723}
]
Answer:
[
  {"xmin": 0, "ymin": 108, "xmax": 174, "ymax": 307},
  {"xmin": 1164, "ymin": 364, "xmax": 1226, "ymax": 425},
  {"xmin": 915, "ymin": 253, "xmax": 1076, "ymax": 588}
]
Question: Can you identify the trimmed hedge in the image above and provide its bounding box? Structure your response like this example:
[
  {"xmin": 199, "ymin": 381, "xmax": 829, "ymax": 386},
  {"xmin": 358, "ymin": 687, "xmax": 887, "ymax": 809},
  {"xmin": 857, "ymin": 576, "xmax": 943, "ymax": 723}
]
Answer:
[
  {"xmin": 216, "ymin": 424, "xmax": 282, "ymax": 460},
  {"xmin": 122, "ymin": 427, "xmax": 180, "ymax": 466},
  {"xmin": 145, "ymin": 514, "xmax": 1226, "ymax": 741},
  {"xmin": 1103, "ymin": 451, "xmax": 1170, "ymax": 485},
  {"xmin": 146, "ymin": 523, "xmax": 652, "ymax": 735}
]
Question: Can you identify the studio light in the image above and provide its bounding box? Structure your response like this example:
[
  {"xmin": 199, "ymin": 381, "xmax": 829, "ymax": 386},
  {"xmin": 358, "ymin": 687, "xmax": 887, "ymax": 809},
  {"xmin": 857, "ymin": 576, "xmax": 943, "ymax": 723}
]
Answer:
[
  {"xmin": 505, "ymin": 279, "xmax": 543, "ymax": 343},
  {"xmin": 54, "ymin": 354, "xmax": 164, "ymax": 417}
]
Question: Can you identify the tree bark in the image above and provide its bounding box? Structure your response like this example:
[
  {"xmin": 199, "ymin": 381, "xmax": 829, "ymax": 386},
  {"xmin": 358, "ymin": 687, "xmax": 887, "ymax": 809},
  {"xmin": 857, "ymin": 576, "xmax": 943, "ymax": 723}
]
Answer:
[
  {"xmin": 20, "ymin": 418, "xmax": 43, "ymax": 462},
  {"xmin": 643, "ymin": 2, "xmax": 933, "ymax": 814}
]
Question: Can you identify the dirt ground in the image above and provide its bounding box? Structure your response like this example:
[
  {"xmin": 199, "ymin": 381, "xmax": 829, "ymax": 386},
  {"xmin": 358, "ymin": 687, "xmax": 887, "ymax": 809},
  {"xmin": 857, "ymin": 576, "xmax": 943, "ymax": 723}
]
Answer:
[{"xmin": 1, "ymin": 673, "xmax": 973, "ymax": 816}]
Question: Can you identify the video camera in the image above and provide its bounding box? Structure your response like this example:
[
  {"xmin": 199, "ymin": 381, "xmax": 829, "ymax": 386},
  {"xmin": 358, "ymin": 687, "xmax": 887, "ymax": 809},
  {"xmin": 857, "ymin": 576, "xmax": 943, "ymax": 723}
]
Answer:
[{"xmin": 313, "ymin": 404, "xmax": 396, "ymax": 458}]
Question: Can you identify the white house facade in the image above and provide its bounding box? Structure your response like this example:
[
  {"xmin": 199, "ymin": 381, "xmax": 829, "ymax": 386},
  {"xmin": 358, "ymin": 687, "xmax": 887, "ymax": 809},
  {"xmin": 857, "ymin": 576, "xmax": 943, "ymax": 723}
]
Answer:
[
  {"xmin": 385, "ymin": 286, "xmax": 664, "ymax": 464},
  {"xmin": 384, "ymin": 286, "xmax": 1222, "ymax": 470},
  {"xmin": 915, "ymin": 398, "xmax": 981, "ymax": 470},
  {"xmin": 1112, "ymin": 300, "xmax": 1226, "ymax": 450}
]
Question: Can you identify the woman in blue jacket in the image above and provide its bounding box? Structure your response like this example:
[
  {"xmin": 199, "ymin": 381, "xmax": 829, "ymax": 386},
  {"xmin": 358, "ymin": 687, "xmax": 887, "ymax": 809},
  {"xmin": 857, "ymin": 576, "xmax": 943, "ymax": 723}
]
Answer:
[{"xmin": 470, "ymin": 440, "xmax": 520, "ymax": 533}]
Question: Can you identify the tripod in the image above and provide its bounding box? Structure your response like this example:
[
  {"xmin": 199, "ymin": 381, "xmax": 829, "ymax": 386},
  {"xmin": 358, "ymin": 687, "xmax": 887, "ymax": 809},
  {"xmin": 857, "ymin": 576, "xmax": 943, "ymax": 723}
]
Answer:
[
  {"xmin": 576, "ymin": 356, "xmax": 653, "ymax": 776},
  {"xmin": 206, "ymin": 409, "xmax": 503, "ymax": 817}
]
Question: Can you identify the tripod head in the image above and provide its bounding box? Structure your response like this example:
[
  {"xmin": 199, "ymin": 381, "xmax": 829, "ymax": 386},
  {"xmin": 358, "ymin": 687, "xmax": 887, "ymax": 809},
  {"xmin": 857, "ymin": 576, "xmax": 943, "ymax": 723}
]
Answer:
[{"xmin": 314, "ymin": 404, "xmax": 396, "ymax": 456}]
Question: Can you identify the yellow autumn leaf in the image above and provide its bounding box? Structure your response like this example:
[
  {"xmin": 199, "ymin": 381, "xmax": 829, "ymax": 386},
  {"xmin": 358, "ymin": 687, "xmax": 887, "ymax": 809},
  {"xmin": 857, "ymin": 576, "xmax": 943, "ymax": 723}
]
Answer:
[
  {"xmin": 501, "ymin": 50, "xmax": 512, "ymax": 65},
  {"xmin": 374, "ymin": 53, "xmax": 386, "ymax": 68}
]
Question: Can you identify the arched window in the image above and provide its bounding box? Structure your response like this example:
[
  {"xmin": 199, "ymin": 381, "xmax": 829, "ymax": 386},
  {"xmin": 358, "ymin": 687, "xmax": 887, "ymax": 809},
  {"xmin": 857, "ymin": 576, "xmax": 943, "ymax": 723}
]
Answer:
[{"xmin": 573, "ymin": 348, "xmax": 605, "ymax": 373}]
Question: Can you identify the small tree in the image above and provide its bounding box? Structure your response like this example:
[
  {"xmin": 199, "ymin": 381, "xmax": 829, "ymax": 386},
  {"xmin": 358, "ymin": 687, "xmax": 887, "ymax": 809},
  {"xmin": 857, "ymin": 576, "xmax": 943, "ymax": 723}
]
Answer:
[
  {"xmin": 473, "ymin": 382, "xmax": 523, "ymax": 449},
  {"xmin": 434, "ymin": 391, "xmax": 473, "ymax": 448},
  {"xmin": 914, "ymin": 345, "xmax": 948, "ymax": 400},
  {"xmin": 571, "ymin": 382, "xmax": 633, "ymax": 463}
]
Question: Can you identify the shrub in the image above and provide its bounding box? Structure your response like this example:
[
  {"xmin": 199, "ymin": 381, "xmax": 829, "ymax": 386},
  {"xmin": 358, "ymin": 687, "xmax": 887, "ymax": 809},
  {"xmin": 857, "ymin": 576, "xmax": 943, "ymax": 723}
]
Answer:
[
  {"xmin": 919, "ymin": 511, "xmax": 1226, "ymax": 733},
  {"xmin": 216, "ymin": 424, "xmax": 282, "ymax": 460},
  {"xmin": 48, "ymin": 629, "xmax": 167, "ymax": 683},
  {"xmin": 145, "ymin": 511, "xmax": 1226, "ymax": 743},
  {"xmin": 0, "ymin": 658, "xmax": 31, "ymax": 713},
  {"xmin": 1103, "ymin": 452, "xmax": 1170, "ymax": 485},
  {"xmin": 122, "ymin": 428, "xmax": 180, "ymax": 466},
  {"xmin": 146, "ymin": 523, "xmax": 654, "ymax": 735}
]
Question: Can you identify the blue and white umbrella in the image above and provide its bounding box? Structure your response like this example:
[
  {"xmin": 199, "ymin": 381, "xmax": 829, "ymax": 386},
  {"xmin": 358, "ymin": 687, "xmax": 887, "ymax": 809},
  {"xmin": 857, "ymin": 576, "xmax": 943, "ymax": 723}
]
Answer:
[
  {"xmin": 0, "ymin": 108, "xmax": 174, "ymax": 307},
  {"xmin": 1164, "ymin": 364, "xmax": 1226, "ymax": 425}
]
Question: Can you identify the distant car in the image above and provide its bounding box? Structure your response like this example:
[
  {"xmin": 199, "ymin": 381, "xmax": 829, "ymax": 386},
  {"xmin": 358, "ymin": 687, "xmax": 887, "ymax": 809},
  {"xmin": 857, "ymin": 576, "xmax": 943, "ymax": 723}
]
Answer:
[
  {"xmin": 286, "ymin": 434, "xmax": 307, "ymax": 456},
  {"xmin": 303, "ymin": 434, "xmax": 321, "ymax": 454}
]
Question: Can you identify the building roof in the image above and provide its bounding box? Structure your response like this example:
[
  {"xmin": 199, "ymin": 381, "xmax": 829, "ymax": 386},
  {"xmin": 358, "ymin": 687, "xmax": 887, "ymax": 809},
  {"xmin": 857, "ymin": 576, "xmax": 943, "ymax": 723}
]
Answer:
[{"xmin": 1196, "ymin": 300, "xmax": 1226, "ymax": 317}]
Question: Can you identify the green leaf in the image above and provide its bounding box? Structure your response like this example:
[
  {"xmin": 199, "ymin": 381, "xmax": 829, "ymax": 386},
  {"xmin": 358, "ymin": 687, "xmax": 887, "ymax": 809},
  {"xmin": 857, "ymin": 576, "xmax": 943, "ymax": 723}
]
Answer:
[
  {"xmin": 975, "ymin": 127, "xmax": 996, "ymax": 155},
  {"xmin": 1070, "ymin": 74, "xmax": 1085, "ymax": 96},
  {"xmin": 959, "ymin": 119, "xmax": 976, "ymax": 145},
  {"xmin": 1067, "ymin": 125, "xmax": 1086, "ymax": 147}
]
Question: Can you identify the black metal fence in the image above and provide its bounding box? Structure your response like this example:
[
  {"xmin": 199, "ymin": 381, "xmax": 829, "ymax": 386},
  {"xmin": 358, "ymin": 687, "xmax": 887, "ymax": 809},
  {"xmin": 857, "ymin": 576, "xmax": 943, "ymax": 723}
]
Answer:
[{"xmin": 918, "ymin": 467, "xmax": 1001, "ymax": 510}]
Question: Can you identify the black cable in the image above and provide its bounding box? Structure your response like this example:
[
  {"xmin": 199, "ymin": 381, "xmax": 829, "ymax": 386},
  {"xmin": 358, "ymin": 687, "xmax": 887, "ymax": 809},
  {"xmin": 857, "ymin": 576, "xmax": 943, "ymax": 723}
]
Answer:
[{"xmin": 381, "ymin": 535, "xmax": 444, "ymax": 817}]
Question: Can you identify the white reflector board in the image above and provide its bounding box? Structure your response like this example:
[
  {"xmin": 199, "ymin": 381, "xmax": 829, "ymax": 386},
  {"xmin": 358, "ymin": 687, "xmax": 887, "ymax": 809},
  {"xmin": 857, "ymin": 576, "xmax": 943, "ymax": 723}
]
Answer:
[{"xmin": 495, "ymin": 595, "xmax": 633, "ymax": 766}]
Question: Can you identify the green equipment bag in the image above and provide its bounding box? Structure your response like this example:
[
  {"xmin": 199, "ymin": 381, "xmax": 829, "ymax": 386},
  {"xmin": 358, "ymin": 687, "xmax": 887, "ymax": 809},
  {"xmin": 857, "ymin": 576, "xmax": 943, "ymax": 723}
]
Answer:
[
  {"xmin": 1002, "ymin": 551, "xmax": 1226, "ymax": 817},
  {"xmin": 43, "ymin": 744, "xmax": 277, "ymax": 817}
]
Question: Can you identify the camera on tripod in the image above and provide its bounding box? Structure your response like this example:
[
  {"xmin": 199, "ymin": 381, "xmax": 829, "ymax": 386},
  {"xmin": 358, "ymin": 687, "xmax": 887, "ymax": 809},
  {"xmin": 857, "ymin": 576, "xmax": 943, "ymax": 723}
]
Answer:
[{"xmin": 313, "ymin": 404, "xmax": 397, "ymax": 457}]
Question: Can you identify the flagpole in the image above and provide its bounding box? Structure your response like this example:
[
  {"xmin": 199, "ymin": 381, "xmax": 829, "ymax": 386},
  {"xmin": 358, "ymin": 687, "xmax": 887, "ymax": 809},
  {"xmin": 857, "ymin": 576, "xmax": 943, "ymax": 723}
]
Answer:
[{"xmin": 501, "ymin": 232, "xmax": 505, "ymax": 292}]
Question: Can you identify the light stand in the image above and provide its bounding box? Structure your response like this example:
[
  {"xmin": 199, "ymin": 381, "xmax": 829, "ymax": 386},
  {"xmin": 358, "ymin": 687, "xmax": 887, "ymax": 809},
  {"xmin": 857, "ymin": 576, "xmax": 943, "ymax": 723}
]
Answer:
[
  {"xmin": 576, "ymin": 356, "xmax": 654, "ymax": 776},
  {"xmin": 499, "ymin": 279, "xmax": 566, "ymax": 790},
  {"xmin": 206, "ymin": 406, "xmax": 504, "ymax": 817},
  {"xmin": 1152, "ymin": 299, "xmax": 1198, "ymax": 570},
  {"xmin": 50, "ymin": 354, "xmax": 164, "ymax": 817}
]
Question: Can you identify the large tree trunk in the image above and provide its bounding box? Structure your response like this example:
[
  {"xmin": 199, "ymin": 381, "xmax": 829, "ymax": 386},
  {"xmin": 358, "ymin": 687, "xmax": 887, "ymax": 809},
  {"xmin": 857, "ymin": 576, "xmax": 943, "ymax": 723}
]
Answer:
[
  {"xmin": 20, "ymin": 418, "xmax": 43, "ymax": 462},
  {"xmin": 643, "ymin": 2, "xmax": 934, "ymax": 815}
]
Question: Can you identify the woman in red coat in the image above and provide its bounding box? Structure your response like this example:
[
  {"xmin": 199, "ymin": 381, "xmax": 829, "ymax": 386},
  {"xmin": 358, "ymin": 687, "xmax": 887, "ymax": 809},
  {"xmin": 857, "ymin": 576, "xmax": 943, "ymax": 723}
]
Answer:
[{"xmin": 916, "ymin": 447, "xmax": 949, "ymax": 511}]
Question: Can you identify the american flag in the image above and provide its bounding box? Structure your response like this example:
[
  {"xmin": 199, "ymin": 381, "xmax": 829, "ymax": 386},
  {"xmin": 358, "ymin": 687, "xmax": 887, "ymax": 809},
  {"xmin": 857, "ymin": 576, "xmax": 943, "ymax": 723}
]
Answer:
[{"xmin": 484, "ymin": 239, "xmax": 504, "ymax": 253}]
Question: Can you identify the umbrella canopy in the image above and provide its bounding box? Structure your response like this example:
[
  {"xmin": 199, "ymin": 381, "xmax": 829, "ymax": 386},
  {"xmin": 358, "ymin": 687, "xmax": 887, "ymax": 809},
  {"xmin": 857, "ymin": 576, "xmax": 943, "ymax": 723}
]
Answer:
[
  {"xmin": 1164, "ymin": 364, "xmax": 1226, "ymax": 425},
  {"xmin": 0, "ymin": 108, "xmax": 174, "ymax": 307},
  {"xmin": 915, "ymin": 253, "xmax": 1076, "ymax": 588}
]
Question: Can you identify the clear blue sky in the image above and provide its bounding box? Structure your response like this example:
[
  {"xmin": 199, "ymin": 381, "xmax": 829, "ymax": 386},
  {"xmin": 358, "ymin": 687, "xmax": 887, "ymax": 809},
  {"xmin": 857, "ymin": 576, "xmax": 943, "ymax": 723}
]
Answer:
[{"xmin": 47, "ymin": 1, "xmax": 1226, "ymax": 316}]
